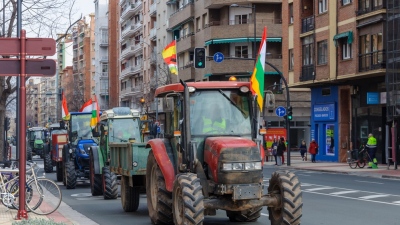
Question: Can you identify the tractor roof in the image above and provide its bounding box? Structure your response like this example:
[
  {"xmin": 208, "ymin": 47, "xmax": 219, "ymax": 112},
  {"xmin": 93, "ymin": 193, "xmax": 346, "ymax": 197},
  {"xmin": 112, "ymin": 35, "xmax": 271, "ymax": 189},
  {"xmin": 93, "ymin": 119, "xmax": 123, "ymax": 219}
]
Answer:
[
  {"xmin": 155, "ymin": 81, "xmax": 250, "ymax": 97},
  {"xmin": 28, "ymin": 127, "xmax": 46, "ymax": 131},
  {"xmin": 100, "ymin": 107, "xmax": 140, "ymax": 121}
]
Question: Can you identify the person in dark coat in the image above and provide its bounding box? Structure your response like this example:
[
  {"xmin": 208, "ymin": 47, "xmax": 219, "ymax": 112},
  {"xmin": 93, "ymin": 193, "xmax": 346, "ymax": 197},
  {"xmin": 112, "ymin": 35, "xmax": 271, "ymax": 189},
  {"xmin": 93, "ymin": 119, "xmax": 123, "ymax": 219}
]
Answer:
[
  {"xmin": 276, "ymin": 137, "xmax": 286, "ymax": 165},
  {"xmin": 270, "ymin": 139, "xmax": 278, "ymax": 165},
  {"xmin": 308, "ymin": 139, "xmax": 319, "ymax": 163},
  {"xmin": 299, "ymin": 140, "xmax": 307, "ymax": 161}
]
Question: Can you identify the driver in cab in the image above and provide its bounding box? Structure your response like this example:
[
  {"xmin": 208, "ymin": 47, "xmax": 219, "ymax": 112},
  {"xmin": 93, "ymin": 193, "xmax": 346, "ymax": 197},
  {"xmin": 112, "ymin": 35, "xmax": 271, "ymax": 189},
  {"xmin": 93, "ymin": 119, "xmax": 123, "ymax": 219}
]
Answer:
[{"xmin": 202, "ymin": 103, "xmax": 226, "ymax": 134}]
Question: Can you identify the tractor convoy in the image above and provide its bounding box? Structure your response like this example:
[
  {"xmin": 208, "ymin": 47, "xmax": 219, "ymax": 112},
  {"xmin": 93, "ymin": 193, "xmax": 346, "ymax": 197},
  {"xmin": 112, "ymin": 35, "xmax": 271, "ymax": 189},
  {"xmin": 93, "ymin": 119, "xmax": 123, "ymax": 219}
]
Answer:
[{"xmin": 39, "ymin": 80, "xmax": 303, "ymax": 224}]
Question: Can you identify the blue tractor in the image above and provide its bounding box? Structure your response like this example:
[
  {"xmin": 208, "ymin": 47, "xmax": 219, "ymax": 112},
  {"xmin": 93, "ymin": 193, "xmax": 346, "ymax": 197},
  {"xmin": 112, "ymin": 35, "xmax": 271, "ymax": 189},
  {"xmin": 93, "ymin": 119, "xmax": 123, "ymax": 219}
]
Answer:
[{"xmin": 62, "ymin": 112, "xmax": 99, "ymax": 189}]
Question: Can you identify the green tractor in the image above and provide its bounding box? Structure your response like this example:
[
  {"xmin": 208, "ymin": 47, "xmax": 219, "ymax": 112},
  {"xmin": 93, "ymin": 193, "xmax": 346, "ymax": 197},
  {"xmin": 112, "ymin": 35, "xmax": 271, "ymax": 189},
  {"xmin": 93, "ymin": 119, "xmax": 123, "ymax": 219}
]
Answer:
[{"xmin": 26, "ymin": 127, "xmax": 48, "ymax": 161}]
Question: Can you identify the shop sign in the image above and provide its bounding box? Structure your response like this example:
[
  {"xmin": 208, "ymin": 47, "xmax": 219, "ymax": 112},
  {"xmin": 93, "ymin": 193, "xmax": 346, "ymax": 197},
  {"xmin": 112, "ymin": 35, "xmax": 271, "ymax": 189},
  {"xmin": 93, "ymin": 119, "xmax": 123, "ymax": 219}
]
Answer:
[{"xmin": 313, "ymin": 103, "xmax": 335, "ymax": 121}]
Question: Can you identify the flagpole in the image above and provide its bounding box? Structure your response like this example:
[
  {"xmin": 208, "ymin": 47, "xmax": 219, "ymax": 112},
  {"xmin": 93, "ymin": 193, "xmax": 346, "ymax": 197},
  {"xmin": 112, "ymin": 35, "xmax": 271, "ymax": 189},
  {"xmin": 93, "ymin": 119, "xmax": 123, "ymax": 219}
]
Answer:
[{"xmin": 174, "ymin": 36, "xmax": 179, "ymax": 82}]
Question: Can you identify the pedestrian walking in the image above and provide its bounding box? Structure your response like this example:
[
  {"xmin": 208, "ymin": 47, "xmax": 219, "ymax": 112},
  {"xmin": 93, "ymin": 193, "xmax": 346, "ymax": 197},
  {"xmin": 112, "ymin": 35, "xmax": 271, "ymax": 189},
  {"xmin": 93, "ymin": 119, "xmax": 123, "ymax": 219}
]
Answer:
[
  {"xmin": 308, "ymin": 139, "xmax": 318, "ymax": 163},
  {"xmin": 366, "ymin": 133, "xmax": 378, "ymax": 168},
  {"xmin": 276, "ymin": 137, "xmax": 286, "ymax": 166},
  {"xmin": 299, "ymin": 140, "xmax": 307, "ymax": 161},
  {"xmin": 270, "ymin": 139, "xmax": 278, "ymax": 165}
]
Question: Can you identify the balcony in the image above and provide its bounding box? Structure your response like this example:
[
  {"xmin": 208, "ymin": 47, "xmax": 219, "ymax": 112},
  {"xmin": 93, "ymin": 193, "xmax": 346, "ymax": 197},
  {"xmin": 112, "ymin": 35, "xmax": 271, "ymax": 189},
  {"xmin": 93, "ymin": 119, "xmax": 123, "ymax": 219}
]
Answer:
[
  {"xmin": 120, "ymin": 64, "xmax": 143, "ymax": 80},
  {"xmin": 79, "ymin": 55, "xmax": 83, "ymax": 60},
  {"xmin": 73, "ymin": 44, "xmax": 78, "ymax": 49},
  {"xmin": 131, "ymin": 84, "xmax": 143, "ymax": 93},
  {"xmin": 121, "ymin": 1, "xmax": 142, "ymax": 21},
  {"xmin": 301, "ymin": 16, "xmax": 314, "ymax": 34},
  {"xmin": 356, "ymin": 0, "xmax": 385, "ymax": 16},
  {"xmin": 121, "ymin": 23, "xmax": 142, "ymax": 40},
  {"xmin": 178, "ymin": 62, "xmax": 195, "ymax": 81},
  {"xmin": 149, "ymin": 27, "xmax": 156, "ymax": 40},
  {"xmin": 204, "ymin": 0, "xmax": 281, "ymax": 8},
  {"xmin": 79, "ymin": 41, "xmax": 83, "ymax": 47},
  {"xmin": 150, "ymin": 52, "xmax": 157, "ymax": 65},
  {"xmin": 101, "ymin": 72, "xmax": 108, "ymax": 77},
  {"xmin": 100, "ymin": 56, "xmax": 108, "ymax": 62},
  {"xmin": 203, "ymin": 18, "xmax": 282, "ymax": 40},
  {"xmin": 99, "ymin": 38, "xmax": 108, "ymax": 47},
  {"xmin": 177, "ymin": 32, "xmax": 195, "ymax": 52},
  {"xmin": 300, "ymin": 65, "xmax": 315, "ymax": 82},
  {"xmin": 359, "ymin": 50, "xmax": 386, "ymax": 72},
  {"xmin": 168, "ymin": 2, "xmax": 194, "ymax": 30},
  {"xmin": 149, "ymin": 3, "xmax": 156, "ymax": 17},
  {"xmin": 100, "ymin": 88, "xmax": 109, "ymax": 96},
  {"xmin": 73, "ymin": 57, "xmax": 77, "ymax": 62},
  {"xmin": 120, "ymin": 43, "xmax": 142, "ymax": 60}
]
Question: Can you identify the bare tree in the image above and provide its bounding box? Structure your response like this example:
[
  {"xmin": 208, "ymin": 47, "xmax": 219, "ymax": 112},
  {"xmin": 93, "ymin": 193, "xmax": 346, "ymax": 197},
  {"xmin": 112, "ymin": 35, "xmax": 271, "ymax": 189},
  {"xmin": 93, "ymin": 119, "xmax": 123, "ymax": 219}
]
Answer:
[{"xmin": 0, "ymin": 0, "xmax": 80, "ymax": 160}]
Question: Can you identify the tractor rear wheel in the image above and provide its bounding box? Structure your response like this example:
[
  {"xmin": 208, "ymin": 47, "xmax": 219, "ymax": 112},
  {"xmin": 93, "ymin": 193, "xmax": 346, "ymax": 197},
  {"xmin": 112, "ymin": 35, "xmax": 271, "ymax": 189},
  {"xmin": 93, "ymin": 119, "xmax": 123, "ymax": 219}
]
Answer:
[
  {"xmin": 102, "ymin": 166, "xmax": 118, "ymax": 199},
  {"xmin": 65, "ymin": 161, "xmax": 77, "ymax": 189},
  {"xmin": 121, "ymin": 176, "xmax": 139, "ymax": 212},
  {"xmin": 43, "ymin": 153, "xmax": 53, "ymax": 173},
  {"xmin": 56, "ymin": 162, "xmax": 63, "ymax": 182},
  {"xmin": 27, "ymin": 147, "xmax": 32, "ymax": 161},
  {"xmin": 146, "ymin": 151, "xmax": 173, "ymax": 225},
  {"xmin": 268, "ymin": 170, "xmax": 302, "ymax": 225},
  {"xmin": 172, "ymin": 173, "xmax": 204, "ymax": 225},
  {"xmin": 226, "ymin": 207, "xmax": 262, "ymax": 222},
  {"xmin": 89, "ymin": 151, "xmax": 102, "ymax": 196}
]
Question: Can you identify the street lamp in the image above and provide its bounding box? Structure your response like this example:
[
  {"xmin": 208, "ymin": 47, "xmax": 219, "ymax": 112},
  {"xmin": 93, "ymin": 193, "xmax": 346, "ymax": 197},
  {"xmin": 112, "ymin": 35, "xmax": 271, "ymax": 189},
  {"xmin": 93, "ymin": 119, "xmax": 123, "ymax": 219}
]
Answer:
[
  {"xmin": 230, "ymin": 4, "xmax": 256, "ymax": 63},
  {"xmin": 141, "ymin": 41, "xmax": 158, "ymax": 122}
]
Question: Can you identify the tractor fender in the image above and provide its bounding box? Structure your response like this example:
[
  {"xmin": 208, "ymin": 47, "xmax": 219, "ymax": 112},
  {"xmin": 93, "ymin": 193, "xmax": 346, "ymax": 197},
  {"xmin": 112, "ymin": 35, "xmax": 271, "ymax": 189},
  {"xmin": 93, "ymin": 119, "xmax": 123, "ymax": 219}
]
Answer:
[
  {"xmin": 146, "ymin": 139, "xmax": 175, "ymax": 192},
  {"xmin": 90, "ymin": 146, "xmax": 102, "ymax": 174}
]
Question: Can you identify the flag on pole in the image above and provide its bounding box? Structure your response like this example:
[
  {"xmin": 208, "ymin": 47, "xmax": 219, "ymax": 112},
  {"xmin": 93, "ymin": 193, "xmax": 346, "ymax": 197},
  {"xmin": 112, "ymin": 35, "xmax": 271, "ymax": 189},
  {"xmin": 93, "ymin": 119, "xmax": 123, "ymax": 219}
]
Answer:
[
  {"xmin": 162, "ymin": 40, "xmax": 178, "ymax": 75},
  {"xmin": 79, "ymin": 99, "xmax": 93, "ymax": 112},
  {"xmin": 61, "ymin": 92, "xmax": 70, "ymax": 120},
  {"xmin": 250, "ymin": 26, "xmax": 267, "ymax": 112},
  {"xmin": 90, "ymin": 95, "xmax": 100, "ymax": 128}
]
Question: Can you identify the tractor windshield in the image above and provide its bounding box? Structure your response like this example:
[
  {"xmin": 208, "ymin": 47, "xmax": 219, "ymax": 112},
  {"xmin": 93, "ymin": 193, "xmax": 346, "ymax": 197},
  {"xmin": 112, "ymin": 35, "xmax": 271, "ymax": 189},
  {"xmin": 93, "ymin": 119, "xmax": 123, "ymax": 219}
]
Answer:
[
  {"xmin": 30, "ymin": 130, "xmax": 45, "ymax": 141},
  {"xmin": 70, "ymin": 114, "xmax": 93, "ymax": 139},
  {"xmin": 108, "ymin": 118, "xmax": 142, "ymax": 143},
  {"xmin": 190, "ymin": 89, "xmax": 252, "ymax": 136}
]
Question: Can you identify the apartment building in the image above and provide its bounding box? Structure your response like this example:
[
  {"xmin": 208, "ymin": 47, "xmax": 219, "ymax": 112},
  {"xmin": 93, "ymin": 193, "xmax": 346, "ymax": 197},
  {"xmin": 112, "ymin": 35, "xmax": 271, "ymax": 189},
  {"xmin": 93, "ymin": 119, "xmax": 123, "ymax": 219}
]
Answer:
[
  {"xmin": 26, "ymin": 80, "xmax": 40, "ymax": 127},
  {"xmin": 56, "ymin": 34, "xmax": 73, "ymax": 119},
  {"xmin": 38, "ymin": 77, "xmax": 57, "ymax": 127},
  {"xmin": 119, "ymin": 0, "xmax": 144, "ymax": 109},
  {"xmin": 282, "ymin": 0, "xmax": 392, "ymax": 163}
]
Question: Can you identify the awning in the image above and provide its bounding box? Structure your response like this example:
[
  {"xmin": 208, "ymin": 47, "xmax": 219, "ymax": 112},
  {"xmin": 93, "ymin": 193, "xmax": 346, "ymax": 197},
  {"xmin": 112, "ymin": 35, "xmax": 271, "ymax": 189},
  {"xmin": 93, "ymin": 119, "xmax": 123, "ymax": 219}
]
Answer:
[
  {"xmin": 205, "ymin": 37, "xmax": 282, "ymax": 46},
  {"xmin": 333, "ymin": 31, "xmax": 353, "ymax": 47}
]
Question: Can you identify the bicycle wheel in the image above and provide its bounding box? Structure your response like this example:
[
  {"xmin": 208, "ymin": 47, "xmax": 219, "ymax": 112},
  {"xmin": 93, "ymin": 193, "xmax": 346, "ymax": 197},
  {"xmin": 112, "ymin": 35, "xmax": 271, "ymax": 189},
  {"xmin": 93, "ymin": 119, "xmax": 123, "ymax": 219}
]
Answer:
[
  {"xmin": 358, "ymin": 158, "xmax": 366, "ymax": 168},
  {"xmin": 349, "ymin": 159, "xmax": 358, "ymax": 169},
  {"xmin": 9, "ymin": 179, "xmax": 38, "ymax": 211},
  {"xmin": 26, "ymin": 178, "xmax": 62, "ymax": 215}
]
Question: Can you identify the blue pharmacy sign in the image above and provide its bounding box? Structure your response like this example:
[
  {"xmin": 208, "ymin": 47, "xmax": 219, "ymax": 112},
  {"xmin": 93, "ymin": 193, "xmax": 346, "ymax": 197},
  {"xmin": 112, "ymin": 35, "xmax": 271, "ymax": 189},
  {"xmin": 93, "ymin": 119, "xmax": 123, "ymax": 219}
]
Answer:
[
  {"xmin": 313, "ymin": 103, "xmax": 335, "ymax": 121},
  {"xmin": 367, "ymin": 92, "xmax": 380, "ymax": 104}
]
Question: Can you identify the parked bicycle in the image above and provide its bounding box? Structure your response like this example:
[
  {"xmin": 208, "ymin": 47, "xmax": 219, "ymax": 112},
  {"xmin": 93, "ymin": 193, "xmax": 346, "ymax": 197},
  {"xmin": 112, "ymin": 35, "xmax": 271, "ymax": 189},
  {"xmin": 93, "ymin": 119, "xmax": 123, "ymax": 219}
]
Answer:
[
  {"xmin": 0, "ymin": 160, "xmax": 62, "ymax": 215},
  {"xmin": 347, "ymin": 145, "xmax": 372, "ymax": 169}
]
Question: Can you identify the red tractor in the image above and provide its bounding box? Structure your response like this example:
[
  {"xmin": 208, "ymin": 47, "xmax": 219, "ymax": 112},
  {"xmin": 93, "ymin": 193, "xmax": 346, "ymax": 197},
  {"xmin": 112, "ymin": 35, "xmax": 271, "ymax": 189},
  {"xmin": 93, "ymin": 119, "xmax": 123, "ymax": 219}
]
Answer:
[{"xmin": 145, "ymin": 80, "xmax": 302, "ymax": 225}]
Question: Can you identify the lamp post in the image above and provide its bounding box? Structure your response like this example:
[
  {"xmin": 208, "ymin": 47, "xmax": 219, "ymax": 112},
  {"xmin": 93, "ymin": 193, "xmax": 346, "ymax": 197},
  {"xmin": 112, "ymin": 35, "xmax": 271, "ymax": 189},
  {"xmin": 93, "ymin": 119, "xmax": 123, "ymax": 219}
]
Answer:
[
  {"xmin": 141, "ymin": 41, "xmax": 158, "ymax": 122},
  {"xmin": 230, "ymin": 4, "xmax": 256, "ymax": 63}
]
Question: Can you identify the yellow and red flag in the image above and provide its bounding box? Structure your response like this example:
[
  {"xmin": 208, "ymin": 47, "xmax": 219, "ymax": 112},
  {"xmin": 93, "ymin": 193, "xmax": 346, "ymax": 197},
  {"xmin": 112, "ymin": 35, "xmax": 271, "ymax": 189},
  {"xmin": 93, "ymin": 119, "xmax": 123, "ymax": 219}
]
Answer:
[
  {"xmin": 61, "ymin": 92, "xmax": 70, "ymax": 120},
  {"xmin": 90, "ymin": 95, "xmax": 100, "ymax": 128},
  {"xmin": 162, "ymin": 40, "xmax": 178, "ymax": 75},
  {"xmin": 250, "ymin": 27, "xmax": 267, "ymax": 112}
]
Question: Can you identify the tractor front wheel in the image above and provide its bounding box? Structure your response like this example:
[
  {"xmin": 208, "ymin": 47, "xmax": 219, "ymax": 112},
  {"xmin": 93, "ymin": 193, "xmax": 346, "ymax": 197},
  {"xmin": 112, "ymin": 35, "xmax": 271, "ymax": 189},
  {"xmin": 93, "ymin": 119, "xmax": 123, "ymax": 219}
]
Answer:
[
  {"xmin": 43, "ymin": 153, "xmax": 53, "ymax": 173},
  {"xmin": 121, "ymin": 176, "xmax": 139, "ymax": 212},
  {"xmin": 102, "ymin": 166, "xmax": 118, "ymax": 199},
  {"xmin": 65, "ymin": 161, "xmax": 77, "ymax": 189},
  {"xmin": 56, "ymin": 162, "xmax": 63, "ymax": 182},
  {"xmin": 146, "ymin": 151, "xmax": 173, "ymax": 225},
  {"xmin": 268, "ymin": 170, "xmax": 302, "ymax": 225},
  {"xmin": 89, "ymin": 150, "xmax": 102, "ymax": 196},
  {"xmin": 172, "ymin": 173, "xmax": 204, "ymax": 225}
]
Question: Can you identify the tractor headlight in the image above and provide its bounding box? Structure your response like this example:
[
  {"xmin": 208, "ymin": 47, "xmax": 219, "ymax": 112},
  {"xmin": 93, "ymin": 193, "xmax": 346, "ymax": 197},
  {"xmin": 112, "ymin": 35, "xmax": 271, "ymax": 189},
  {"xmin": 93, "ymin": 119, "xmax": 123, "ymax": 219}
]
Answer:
[
  {"xmin": 222, "ymin": 162, "xmax": 262, "ymax": 171},
  {"xmin": 244, "ymin": 162, "xmax": 262, "ymax": 170},
  {"xmin": 232, "ymin": 163, "xmax": 244, "ymax": 170}
]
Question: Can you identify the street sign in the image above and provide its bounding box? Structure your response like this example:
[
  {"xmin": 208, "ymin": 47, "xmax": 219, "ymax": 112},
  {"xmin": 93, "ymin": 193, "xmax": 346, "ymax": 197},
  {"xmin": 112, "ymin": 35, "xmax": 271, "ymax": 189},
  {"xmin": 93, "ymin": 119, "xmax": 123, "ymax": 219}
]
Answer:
[
  {"xmin": 0, "ymin": 59, "xmax": 56, "ymax": 76},
  {"xmin": 213, "ymin": 52, "xmax": 224, "ymax": 63},
  {"xmin": 275, "ymin": 106, "xmax": 287, "ymax": 117},
  {"xmin": 0, "ymin": 38, "xmax": 56, "ymax": 56}
]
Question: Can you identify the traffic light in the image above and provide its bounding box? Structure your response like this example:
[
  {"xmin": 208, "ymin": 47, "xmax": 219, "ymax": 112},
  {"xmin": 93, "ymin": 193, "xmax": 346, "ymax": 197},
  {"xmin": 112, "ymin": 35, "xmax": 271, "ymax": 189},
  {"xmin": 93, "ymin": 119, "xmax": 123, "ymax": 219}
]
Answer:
[
  {"xmin": 4, "ymin": 117, "xmax": 10, "ymax": 131},
  {"xmin": 194, "ymin": 47, "xmax": 206, "ymax": 69},
  {"xmin": 287, "ymin": 106, "xmax": 293, "ymax": 121}
]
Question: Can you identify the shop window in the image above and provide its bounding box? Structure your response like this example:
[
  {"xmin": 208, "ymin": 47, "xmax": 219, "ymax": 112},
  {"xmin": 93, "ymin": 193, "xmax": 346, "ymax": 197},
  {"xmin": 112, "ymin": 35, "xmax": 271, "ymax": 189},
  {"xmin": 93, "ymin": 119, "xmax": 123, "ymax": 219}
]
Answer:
[{"xmin": 326, "ymin": 124, "xmax": 335, "ymax": 155}]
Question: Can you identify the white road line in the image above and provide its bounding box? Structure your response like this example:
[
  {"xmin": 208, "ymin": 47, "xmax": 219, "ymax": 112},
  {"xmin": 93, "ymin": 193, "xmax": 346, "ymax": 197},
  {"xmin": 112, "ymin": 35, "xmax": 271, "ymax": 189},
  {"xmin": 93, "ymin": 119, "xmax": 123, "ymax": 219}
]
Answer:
[
  {"xmin": 305, "ymin": 187, "xmax": 334, "ymax": 191},
  {"xmin": 303, "ymin": 191, "xmax": 400, "ymax": 206},
  {"xmin": 392, "ymin": 201, "xmax": 400, "ymax": 204},
  {"xmin": 330, "ymin": 190, "xmax": 359, "ymax": 195},
  {"xmin": 300, "ymin": 183, "xmax": 314, "ymax": 187},
  {"xmin": 359, "ymin": 194, "xmax": 390, "ymax": 200},
  {"xmin": 355, "ymin": 180, "xmax": 384, "ymax": 185},
  {"xmin": 261, "ymin": 213, "xmax": 269, "ymax": 217}
]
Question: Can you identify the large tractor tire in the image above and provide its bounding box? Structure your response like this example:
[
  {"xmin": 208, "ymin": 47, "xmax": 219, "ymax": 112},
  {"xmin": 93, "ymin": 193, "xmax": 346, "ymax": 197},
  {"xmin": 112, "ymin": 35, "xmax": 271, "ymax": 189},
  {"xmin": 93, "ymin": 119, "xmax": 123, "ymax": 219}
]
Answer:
[
  {"xmin": 65, "ymin": 161, "xmax": 77, "ymax": 189},
  {"xmin": 121, "ymin": 176, "xmax": 140, "ymax": 212},
  {"xmin": 43, "ymin": 153, "xmax": 53, "ymax": 173},
  {"xmin": 102, "ymin": 166, "xmax": 118, "ymax": 199},
  {"xmin": 268, "ymin": 170, "xmax": 302, "ymax": 225},
  {"xmin": 27, "ymin": 147, "xmax": 33, "ymax": 161},
  {"xmin": 226, "ymin": 207, "xmax": 262, "ymax": 222},
  {"xmin": 89, "ymin": 151, "xmax": 103, "ymax": 196},
  {"xmin": 56, "ymin": 162, "xmax": 63, "ymax": 182},
  {"xmin": 146, "ymin": 151, "xmax": 173, "ymax": 225},
  {"xmin": 172, "ymin": 173, "xmax": 204, "ymax": 225}
]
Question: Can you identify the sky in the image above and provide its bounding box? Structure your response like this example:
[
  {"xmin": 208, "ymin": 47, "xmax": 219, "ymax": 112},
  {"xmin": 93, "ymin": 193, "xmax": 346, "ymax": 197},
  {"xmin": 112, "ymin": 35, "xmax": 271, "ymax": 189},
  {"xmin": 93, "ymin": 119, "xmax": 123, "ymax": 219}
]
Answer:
[{"xmin": 75, "ymin": 1, "xmax": 95, "ymax": 17}]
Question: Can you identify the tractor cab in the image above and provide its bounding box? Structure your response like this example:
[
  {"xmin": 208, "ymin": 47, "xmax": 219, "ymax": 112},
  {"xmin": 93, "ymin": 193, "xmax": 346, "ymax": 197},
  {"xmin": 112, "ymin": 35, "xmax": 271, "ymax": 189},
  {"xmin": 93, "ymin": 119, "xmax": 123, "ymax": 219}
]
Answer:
[{"xmin": 26, "ymin": 127, "xmax": 48, "ymax": 160}]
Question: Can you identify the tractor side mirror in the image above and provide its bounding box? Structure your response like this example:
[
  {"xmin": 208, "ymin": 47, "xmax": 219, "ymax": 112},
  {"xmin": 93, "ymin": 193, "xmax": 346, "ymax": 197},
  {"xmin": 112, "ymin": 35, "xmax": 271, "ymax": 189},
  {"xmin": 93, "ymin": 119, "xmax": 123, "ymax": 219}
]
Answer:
[{"xmin": 92, "ymin": 129, "xmax": 100, "ymax": 137}]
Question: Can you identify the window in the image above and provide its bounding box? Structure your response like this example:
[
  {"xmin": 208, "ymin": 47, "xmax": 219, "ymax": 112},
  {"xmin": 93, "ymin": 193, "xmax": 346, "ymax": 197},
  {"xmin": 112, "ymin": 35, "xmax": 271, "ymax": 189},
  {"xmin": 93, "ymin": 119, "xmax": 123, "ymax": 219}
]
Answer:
[
  {"xmin": 235, "ymin": 46, "xmax": 249, "ymax": 58},
  {"xmin": 102, "ymin": 63, "xmax": 108, "ymax": 72},
  {"xmin": 289, "ymin": 49, "xmax": 294, "ymax": 70},
  {"xmin": 319, "ymin": 0, "xmax": 328, "ymax": 14},
  {"xmin": 235, "ymin": 15, "xmax": 248, "ymax": 24},
  {"xmin": 317, "ymin": 40, "xmax": 327, "ymax": 65},
  {"xmin": 342, "ymin": 42, "xmax": 352, "ymax": 59},
  {"xmin": 302, "ymin": 36, "xmax": 314, "ymax": 66},
  {"xmin": 289, "ymin": 3, "xmax": 293, "ymax": 24},
  {"xmin": 342, "ymin": 0, "xmax": 351, "ymax": 5}
]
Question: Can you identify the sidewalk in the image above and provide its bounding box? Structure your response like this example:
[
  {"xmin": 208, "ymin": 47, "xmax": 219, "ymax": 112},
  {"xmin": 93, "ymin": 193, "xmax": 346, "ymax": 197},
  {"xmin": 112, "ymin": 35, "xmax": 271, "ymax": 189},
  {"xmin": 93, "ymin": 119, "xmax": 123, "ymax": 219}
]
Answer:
[{"xmin": 264, "ymin": 158, "xmax": 400, "ymax": 179}]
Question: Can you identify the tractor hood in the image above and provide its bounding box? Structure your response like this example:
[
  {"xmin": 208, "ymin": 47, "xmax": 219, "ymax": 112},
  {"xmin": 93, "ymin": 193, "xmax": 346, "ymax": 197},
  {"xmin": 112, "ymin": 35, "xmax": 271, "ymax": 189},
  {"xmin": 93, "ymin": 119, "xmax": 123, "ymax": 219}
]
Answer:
[
  {"xmin": 203, "ymin": 137, "xmax": 262, "ymax": 184},
  {"xmin": 34, "ymin": 139, "xmax": 44, "ymax": 149}
]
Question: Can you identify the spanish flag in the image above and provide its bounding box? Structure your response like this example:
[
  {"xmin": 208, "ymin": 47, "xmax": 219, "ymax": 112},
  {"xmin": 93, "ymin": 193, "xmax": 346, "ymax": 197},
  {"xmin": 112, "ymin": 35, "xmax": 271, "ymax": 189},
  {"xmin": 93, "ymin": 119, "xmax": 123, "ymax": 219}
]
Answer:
[
  {"xmin": 61, "ymin": 92, "xmax": 70, "ymax": 120},
  {"xmin": 162, "ymin": 40, "xmax": 178, "ymax": 75},
  {"xmin": 250, "ymin": 27, "xmax": 267, "ymax": 112}
]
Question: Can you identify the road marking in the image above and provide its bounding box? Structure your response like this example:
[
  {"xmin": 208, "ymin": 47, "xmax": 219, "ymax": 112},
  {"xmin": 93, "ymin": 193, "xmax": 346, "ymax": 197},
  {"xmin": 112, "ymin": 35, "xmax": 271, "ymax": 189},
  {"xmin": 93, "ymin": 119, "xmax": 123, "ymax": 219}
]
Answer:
[
  {"xmin": 355, "ymin": 180, "xmax": 384, "ymax": 185},
  {"xmin": 330, "ymin": 190, "xmax": 359, "ymax": 195},
  {"xmin": 392, "ymin": 201, "xmax": 400, "ymax": 204},
  {"xmin": 359, "ymin": 194, "xmax": 390, "ymax": 200},
  {"xmin": 261, "ymin": 213, "xmax": 269, "ymax": 217},
  {"xmin": 305, "ymin": 187, "xmax": 334, "ymax": 191}
]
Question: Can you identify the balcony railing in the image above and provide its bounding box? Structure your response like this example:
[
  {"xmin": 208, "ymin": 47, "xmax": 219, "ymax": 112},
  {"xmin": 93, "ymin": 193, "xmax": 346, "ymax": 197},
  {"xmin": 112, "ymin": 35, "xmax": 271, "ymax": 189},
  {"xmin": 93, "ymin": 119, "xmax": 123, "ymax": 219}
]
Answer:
[
  {"xmin": 300, "ymin": 65, "xmax": 315, "ymax": 81},
  {"xmin": 149, "ymin": 3, "xmax": 156, "ymax": 16},
  {"xmin": 356, "ymin": 0, "xmax": 385, "ymax": 16},
  {"xmin": 101, "ymin": 72, "xmax": 108, "ymax": 77},
  {"xmin": 170, "ymin": 1, "xmax": 193, "ymax": 17},
  {"xmin": 301, "ymin": 16, "xmax": 314, "ymax": 33},
  {"xmin": 131, "ymin": 85, "xmax": 143, "ymax": 92},
  {"xmin": 149, "ymin": 27, "xmax": 156, "ymax": 39},
  {"xmin": 358, "ymin": 50, "xmax": 386, "ymax": 72}
]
